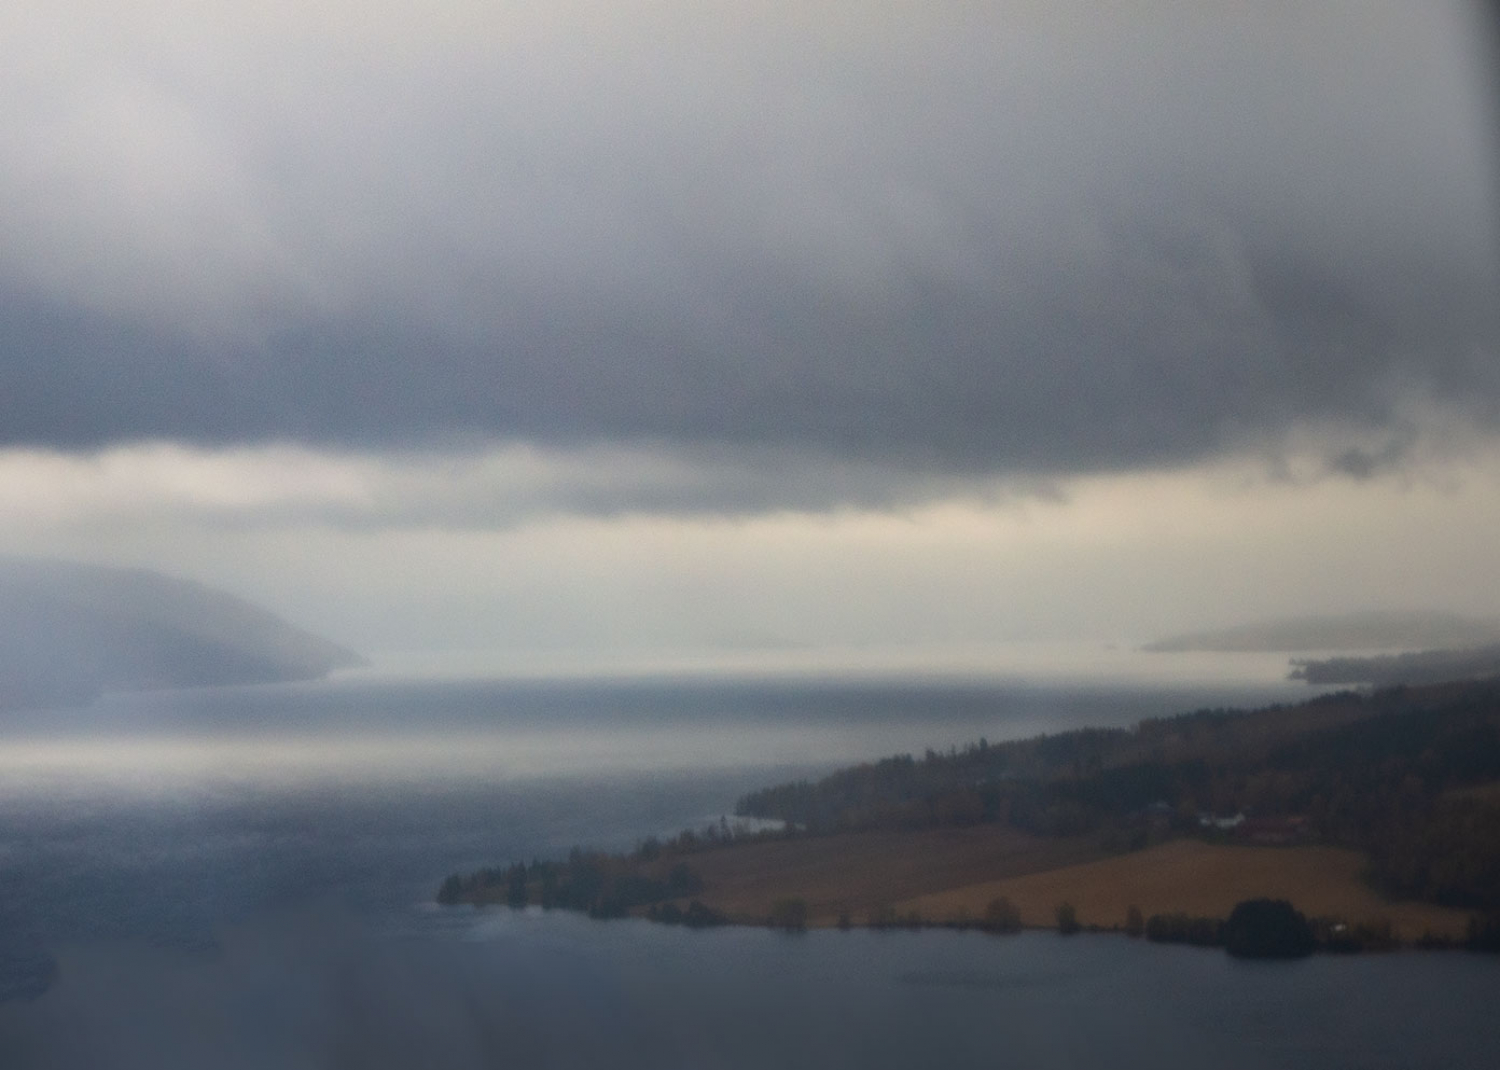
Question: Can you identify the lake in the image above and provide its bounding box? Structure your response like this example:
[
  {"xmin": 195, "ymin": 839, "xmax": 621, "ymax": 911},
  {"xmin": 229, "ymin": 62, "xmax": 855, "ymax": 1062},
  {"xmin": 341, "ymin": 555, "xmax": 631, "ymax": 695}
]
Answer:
[{"xmin": 1, "ymin": 671, "xmax": 1497, "ymax": 1067}]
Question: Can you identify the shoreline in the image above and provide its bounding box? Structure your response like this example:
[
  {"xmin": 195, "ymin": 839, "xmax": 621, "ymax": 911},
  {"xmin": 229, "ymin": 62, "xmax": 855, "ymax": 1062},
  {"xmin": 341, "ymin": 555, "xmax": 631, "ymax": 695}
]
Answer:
[{"xmin": 440, "ymin": 827, "xmax": 1478, "ymax": 954}]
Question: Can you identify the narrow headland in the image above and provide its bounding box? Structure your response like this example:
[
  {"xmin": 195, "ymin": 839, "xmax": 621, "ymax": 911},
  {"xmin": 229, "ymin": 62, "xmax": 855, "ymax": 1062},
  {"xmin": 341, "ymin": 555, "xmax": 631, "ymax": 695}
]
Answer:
[{"xmin": 440, "ymin": 677, "xmax": 1500, "ymax": 956}]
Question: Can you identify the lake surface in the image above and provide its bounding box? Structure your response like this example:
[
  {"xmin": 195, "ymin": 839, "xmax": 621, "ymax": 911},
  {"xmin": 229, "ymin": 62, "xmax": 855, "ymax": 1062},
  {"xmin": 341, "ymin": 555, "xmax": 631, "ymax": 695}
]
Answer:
[{"xmin": 1, "ymin": 672, "xmax": 1497, "ymax": 1067}]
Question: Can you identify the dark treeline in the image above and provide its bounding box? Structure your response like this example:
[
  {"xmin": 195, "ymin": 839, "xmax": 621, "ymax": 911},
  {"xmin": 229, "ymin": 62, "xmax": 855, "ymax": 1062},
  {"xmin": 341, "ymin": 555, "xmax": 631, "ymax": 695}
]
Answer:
[
  {"xmin": 736, "ymin": 680, "xmax": 1500, "ymax": 914},
  {"xmin": 1291, "ymin": 646, "xmax": 1500, "ymax": 687},
  {"xmin": 435, "ymin": 816, "xmax": 787, "ymax": 921},
  {"xmin": 437, "ymin": 849, "xmax": 712, "ymax": 920}
]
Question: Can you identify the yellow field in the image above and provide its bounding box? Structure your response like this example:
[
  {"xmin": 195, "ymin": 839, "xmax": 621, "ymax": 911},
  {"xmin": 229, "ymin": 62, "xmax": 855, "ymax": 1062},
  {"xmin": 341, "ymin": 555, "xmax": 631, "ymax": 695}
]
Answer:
[
  {"xmin": 669, "ymin": 831, "xmax": 1474, "ymax": 940},
  {"xmin": 897, "ymin": 839, "xmax": 1472, "ymax": 940}
]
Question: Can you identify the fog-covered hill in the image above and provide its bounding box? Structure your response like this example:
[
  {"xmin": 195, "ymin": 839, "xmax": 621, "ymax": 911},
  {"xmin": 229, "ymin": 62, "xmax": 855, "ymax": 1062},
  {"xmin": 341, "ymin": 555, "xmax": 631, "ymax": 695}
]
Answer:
[
  {"xmin": 1145, "ymin": 611, "xmax": 1500, "ymax": 654},
  {"xmin": 0, "ymin": 558, "xmax": 364, "ymax": 711}
]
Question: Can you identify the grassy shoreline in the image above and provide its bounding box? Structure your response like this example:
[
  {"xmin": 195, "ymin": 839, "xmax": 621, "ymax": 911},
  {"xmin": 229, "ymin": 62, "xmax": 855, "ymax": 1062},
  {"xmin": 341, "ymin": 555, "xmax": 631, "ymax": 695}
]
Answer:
[{"xmin": 440, "ymin": 824, "xmax": 1476, "ymax": 950}]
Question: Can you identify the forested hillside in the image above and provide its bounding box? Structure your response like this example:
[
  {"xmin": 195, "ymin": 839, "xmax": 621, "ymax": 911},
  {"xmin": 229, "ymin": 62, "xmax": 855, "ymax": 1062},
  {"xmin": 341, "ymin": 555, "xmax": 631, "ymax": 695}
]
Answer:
[{"xmin": 737, "ymin": 681, "xmax": 1500, "ymax": 910}]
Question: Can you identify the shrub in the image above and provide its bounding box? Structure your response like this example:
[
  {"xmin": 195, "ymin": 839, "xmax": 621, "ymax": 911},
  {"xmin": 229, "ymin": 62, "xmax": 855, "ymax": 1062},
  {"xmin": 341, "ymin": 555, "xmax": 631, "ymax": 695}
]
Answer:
[
  {"xmin": 769, "ymin": 898, "xmax": 808, "ymax": 932},
  {"xmin": 1056, "ymin": 902, "xmax": 1080, "ymax": 935},
  {"xmin": 1222, "ymin": 899, "xmax": 1315, "ymax": 958},
  {"xmin": 683, "ymin": 900, "xmax": 727, "ymax": 928},
  {"xmin": 984, "ymin": 896, "xmax": 1022, "ymax": 933},
  {"xmin": 1466, "ymin": 913, "xmax": 1500, "ymax": 953}
]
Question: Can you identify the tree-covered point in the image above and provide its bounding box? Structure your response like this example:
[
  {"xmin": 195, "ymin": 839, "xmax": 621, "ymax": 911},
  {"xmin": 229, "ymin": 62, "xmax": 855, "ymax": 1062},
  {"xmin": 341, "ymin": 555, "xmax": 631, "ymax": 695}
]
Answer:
[
  {"xmin": 436, "ymin": 813, "xmax": 792, "ymax": 920},
  {"xmin": 736, "ymin": 680, "xmax": 1500, "ymax": 913},
  {"xmin": 437, "ymin": 850, "xmax": 705, "ymax": 919}
]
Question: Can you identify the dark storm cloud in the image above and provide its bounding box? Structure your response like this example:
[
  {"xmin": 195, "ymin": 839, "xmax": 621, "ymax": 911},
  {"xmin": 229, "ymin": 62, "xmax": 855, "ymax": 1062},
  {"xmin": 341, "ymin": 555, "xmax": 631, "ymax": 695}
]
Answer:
[{"xmin": 0, "ymin": 1, "xmax": 1495, "ymax": 486}]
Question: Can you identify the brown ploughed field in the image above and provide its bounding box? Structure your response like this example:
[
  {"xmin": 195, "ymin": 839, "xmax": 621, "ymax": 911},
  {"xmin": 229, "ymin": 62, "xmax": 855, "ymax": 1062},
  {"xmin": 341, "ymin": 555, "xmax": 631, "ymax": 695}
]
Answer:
[{"xmin": 663, "ymin": 825, "xmax": 1104, "ymax": 925}]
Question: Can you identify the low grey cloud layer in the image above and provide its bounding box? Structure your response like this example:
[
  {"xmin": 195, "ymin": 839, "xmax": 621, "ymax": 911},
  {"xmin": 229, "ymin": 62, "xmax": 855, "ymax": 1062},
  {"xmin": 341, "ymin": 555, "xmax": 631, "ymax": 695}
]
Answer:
[
  {"xmin": 1, "ymin": 1, "xmax": 1496, "ymax": 491},
  {"xmin": 0, "ymin": 442, "xmax": 1062, "ymax": 536}
]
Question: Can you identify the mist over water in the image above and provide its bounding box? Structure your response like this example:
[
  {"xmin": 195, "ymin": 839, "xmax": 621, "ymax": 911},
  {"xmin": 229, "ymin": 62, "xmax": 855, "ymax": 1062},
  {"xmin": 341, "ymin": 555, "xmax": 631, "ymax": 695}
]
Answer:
[
  {"xmin": 2, "ymin": 671, "xmax": 1496, "ymax": 1067},
  {"xmin": 0, "ymin": 648, "xmax": 1312, "ymax": 787}
]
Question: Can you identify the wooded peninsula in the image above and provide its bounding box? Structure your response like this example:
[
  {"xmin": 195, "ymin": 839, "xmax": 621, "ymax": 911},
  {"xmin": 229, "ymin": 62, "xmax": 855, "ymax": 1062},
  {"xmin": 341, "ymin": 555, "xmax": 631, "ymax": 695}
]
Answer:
[{"xmin": 439, "ymin": 678, "xmax": 1500, "ymax": 956}]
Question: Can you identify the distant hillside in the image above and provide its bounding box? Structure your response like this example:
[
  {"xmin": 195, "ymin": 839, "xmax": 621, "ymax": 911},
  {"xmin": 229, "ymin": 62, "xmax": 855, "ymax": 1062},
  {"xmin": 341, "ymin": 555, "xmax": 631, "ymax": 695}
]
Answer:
[
  {"xmin": 1145, "ymin": 611, "xmax": 1500, "ymax": 654},
  {"xmin": 0, "ymin": 558, "xmax": 364, "ymax": 711},
  {"xmin": 1290, "ymin": 645, "xmax": 1500, "ymax": 687}
]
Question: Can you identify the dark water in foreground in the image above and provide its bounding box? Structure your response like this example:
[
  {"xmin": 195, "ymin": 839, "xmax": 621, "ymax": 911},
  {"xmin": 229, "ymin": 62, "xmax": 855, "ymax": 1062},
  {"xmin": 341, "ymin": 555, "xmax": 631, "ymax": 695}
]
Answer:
[
  {"xmin": 11, "ymin": 917, "xmax": 1500, "ymax": 1069},
  {"xmin": 1, "ymin": 674, "xmax": 1497, "ymax": 1067}
]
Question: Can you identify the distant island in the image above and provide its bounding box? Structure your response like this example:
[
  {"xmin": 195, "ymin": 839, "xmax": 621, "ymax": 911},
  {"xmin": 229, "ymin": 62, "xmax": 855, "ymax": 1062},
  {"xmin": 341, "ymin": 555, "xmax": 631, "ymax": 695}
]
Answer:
[
  {"xmin": 440, "ymin": 678, "xmax": 1500, "ymax": 955},
  {"xmin": 0, "ymin": 557, "xmax": 364, "ymax": 712},
  {"xmin": 1144, "ymin": 610, "xmax": 1500, "ymax": 654}
]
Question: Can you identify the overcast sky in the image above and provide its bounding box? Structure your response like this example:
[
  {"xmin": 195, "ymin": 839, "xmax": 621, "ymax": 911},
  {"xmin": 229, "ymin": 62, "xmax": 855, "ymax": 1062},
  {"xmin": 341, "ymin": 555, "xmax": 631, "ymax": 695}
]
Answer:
[{"xmin": 0, "ymin": 1, "xmax": 1497, "ymax": 672}]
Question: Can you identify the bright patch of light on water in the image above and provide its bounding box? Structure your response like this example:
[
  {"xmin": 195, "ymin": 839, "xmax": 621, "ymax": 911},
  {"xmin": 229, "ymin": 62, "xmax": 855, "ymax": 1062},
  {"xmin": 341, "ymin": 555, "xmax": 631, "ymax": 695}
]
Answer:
[
  {"xmin": 0, "ymin": 723, "xmax": 853, "ymax": 794},
  {"xmin": 355, "ymin": 641, "xmax": 1301, "ymax": 688},
  {"xmin": 0, "ymin": 664, "xmax": 1322, "ymax": 798}
]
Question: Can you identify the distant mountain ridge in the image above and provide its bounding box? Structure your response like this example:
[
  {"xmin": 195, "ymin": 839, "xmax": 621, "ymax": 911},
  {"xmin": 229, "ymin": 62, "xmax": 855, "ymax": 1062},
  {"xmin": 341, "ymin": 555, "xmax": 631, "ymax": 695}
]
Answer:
[
  {"xmin": 1145, "ymin": 611, "xmax": 1500, "ymax": 654},
  {"xmin": 0, "ymin": 558, "xmax": 364, "ymax": 712}
]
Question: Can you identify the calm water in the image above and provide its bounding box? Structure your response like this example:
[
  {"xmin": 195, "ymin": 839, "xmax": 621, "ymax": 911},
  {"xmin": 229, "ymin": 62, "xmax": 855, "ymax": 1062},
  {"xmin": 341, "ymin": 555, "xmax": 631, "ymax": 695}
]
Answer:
[{"xmin": 1, "ymin": 673, "xmax": 1497, "ymax": 1068}]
